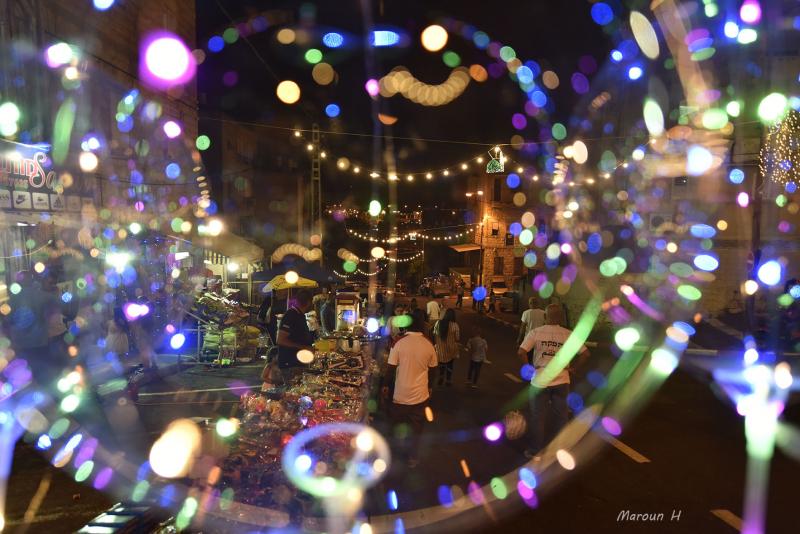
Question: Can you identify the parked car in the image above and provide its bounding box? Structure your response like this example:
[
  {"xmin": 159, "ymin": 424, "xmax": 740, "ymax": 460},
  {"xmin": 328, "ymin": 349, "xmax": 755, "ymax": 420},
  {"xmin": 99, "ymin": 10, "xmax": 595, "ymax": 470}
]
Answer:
[
  {"xmin": 491, "ymin": 280, "xmax": 509, "ymax": 296},
  {"xmin": 423, "ymin": 274, "xmax": 451, "ymax": 298},
  {"xmin": 498, "ymin": 290, "xmax": 521, "ymax": 313}
]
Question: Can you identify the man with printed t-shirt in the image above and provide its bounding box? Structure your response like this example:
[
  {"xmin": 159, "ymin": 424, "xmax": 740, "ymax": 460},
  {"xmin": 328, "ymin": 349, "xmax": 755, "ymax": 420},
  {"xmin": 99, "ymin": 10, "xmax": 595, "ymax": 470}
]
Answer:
[
  {"xmin": 518, "ymin": 297, "xmax": 546, "ymax": 353},
  {"xmin": 382, "ymin": 314, "xmax": 438, "ymax": 468},
  {"xmin": 517, "ymin": 303, "xmax": 589, "ymax": 460}
]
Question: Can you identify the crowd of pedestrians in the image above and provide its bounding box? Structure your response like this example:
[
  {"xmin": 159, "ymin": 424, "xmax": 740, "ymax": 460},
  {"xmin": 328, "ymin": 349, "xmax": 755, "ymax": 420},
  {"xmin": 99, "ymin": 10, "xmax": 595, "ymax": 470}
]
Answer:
[{"xmin": 381, "ymin": 290, "xmax": 589, "ymax": 469}]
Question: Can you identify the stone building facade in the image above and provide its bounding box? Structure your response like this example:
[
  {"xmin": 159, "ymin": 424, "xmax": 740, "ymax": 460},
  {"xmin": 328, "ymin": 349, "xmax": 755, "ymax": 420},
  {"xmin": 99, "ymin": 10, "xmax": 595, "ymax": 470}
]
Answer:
[
  {"xmin": 0, "ymin": 0, "xmax": 200, "ymax": 292},
  {"xmin": 464, "ymin": 173, "xmax": 534, "ymax": 290},
  {"xmin": 1, "ymin": 0, "xmax": 198, "ymax": 140},
  {"xmin": 198, "ymin": 116, "xmax": 306, "ymax": 253},
  {"xmin": 1, "ymin": 0, "xmax": 199, "ymax": 223}
]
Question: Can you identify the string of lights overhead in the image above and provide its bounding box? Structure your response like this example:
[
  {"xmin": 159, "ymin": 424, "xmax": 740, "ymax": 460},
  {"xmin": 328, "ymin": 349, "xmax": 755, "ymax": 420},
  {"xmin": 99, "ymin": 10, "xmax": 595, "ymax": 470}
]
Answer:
[
  {"xmin": 292, "ymin": 128, "xmax": 666, "ymax": 187},
  {"xmin": 383, "ymin": 249, "xmax": 424, "ymax": 263},
  {"xmin": 291, "ymin": 129, "xmax": 547, "ymax": 182},
  {"xmin": 345, "ymin": 224, "xmax": 478, "ymax": 243},
  {"xmin": 333, "ymin": 262, "xmax": 389, "ymax": 279},
  {"xmin": 337, "ymin": 246, "xmax": 424, "ymax": 264}
]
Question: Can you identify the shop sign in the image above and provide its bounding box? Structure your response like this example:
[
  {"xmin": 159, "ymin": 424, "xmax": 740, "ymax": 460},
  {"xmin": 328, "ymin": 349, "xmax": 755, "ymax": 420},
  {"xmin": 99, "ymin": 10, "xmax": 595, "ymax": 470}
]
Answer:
[{"xmin": 0, "ymin": 139, "xmax": 93, "ymax": 212}]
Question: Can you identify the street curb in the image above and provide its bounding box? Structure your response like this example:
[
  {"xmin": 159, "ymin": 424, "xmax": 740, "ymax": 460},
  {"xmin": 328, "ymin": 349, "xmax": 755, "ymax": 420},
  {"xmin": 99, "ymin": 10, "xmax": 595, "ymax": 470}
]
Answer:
[{"xmin": 483, "ymin": 314, "xmax": 518, "ymax": 329}]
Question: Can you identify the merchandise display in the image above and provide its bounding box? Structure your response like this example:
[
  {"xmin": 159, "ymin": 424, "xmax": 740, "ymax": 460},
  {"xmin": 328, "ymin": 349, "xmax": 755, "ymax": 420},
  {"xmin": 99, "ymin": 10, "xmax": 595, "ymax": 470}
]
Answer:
[
  {"xmin": 191, "ymin": 289, "xmax": 256, "ymax": 364},
  {"xmin": 214, "ymin": 349, "xmax": 379, "ymax": 523}
]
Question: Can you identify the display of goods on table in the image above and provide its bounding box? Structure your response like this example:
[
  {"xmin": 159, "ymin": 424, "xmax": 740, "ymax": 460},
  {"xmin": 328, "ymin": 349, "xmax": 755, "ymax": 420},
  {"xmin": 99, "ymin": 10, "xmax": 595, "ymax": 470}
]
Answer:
[
  {"xmin": 213, "ymin": 350, "xmax": 376, "ymax": 523},
  {"xmin": 192, "ymin": 292, "xmax": 250, "ymax": 326},
  {"xmin": 202, "ymin": 323, "xmax": 262, "ymax": 363}
]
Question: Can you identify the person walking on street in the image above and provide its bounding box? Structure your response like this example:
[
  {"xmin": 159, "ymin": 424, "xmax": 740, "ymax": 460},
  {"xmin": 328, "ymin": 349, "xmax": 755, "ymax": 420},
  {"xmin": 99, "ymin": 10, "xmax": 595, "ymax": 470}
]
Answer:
[
  {"xmin": 426, "ymin": 296, "xmax": 442, "ymax": 322},
  {"xmin": 433, "ymin": 308, "xmax": 460, "ymax": 386},
  {"xmin": 487, "ymin": 288, "xmax": 497, "ymax": 313},
  {"xmin": 382, "ymin": 315, "xmax": 438, "ymax": 468},
  {"xmin": 455, "ymin": 283, "xmax": 465, "ymax": 309},
  {"xmin": 517, "ymin": 304, "xmax": 589, "ymax": 460},
  {"xmin": 408, "ymin": 298, "xmax": 426, "ymax": 335},
  {"xmin": 518, "ymin": 297, "xmax": 546, "ymax": 364},
  {"xmin": 471, "ymin": 283, "xmax": 478, "ymax": 311},
  {"xmin": 465, "ymin": 328, "xmax": 488, "ymax": 388},
  {"xmin": 388, "ymin": 302, "xmax": 408, "ymax": 345},
  {"xmin": 426, "ymin": 296, "xmax": 442, "ymax": 338}
]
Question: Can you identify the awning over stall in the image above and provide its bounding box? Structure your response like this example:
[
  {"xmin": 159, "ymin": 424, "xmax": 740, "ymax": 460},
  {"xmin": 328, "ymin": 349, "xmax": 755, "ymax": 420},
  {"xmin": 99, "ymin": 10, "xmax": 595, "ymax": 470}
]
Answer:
[
  {"xmin": 449, "ymin": 243, "xmax": 481, "ymax": 253},
  {"xmin": 198, "ymin": 231, "xmax": 264, "ymax": 263}
]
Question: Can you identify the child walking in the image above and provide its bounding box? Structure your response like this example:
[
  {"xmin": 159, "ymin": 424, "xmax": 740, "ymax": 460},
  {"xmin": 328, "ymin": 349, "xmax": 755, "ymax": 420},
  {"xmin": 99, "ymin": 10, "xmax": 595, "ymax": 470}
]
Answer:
[{"xmin": 465, "ymin": 328, "xmax": 488, "ymax": 388}]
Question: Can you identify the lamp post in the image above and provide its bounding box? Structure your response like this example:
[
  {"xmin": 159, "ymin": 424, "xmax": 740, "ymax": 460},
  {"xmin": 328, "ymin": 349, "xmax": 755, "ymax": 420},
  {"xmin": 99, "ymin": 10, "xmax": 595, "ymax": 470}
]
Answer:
[{"xmin": 466, "ymin": 190, "xmax": 485, "ymax": 288}]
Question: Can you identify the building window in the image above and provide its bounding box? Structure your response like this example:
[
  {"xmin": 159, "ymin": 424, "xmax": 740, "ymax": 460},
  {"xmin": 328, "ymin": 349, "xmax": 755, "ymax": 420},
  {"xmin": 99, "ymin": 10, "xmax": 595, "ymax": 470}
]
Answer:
[
  {"xmin": 493, "ymin": 178, "xmax": 502, "ymax": 201},
  {"xmin": 672, "ymin": 176, "xmax": 689, "ymax": 199},
  {"xmin": 514, "ymin": 256, "xmax": 524, "ymax": 275},
  {"xmin": 505, "ymin": 233, "xmax": 514, "ymax": 246},
  {"xmin": 493, "ymin": 255, "xmax": 505, "ymax": 275},
  {"xmin": 491, "ymin": 222, "xmax": 499, "ymax": 236}
]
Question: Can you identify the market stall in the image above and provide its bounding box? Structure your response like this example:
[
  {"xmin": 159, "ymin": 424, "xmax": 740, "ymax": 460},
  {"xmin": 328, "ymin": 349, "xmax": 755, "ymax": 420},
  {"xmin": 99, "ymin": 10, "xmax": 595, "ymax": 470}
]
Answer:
[
  {"xmin": 188, "ymin": 287, "xmax": 264, "ymax": 365},
  {"xmin": 215, "ymin": 342, "xmax": 380, "ymax": 523},
  {"xmin": 198, "ymin": 230, "xmax": 264, "ymax": 305}
]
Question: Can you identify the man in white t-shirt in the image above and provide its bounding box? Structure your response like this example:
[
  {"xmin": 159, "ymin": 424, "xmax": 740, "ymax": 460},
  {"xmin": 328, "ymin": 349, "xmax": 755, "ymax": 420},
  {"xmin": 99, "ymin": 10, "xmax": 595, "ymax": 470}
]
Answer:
[
  {"xmin": 426, "ymin": 297, "xmax": 442, "ymax": 322},
  {"xmin": 517, "ymin": 297, "xmax": 546, "ymax": 357},
  {"xmin": 383, "ymin": 315, "xmax": 438, "ymax": 467},
  {"xmin": 517, "ymin": 303, "xmax": 589, "ymax": 459}
]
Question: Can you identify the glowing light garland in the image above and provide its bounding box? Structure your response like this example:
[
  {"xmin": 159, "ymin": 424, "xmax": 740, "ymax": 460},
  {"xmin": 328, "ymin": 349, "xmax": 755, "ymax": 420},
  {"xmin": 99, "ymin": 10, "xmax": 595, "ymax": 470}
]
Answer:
[
  {"xmin": 333, "ymin": 262, "xmax": 389, "ymax": 278},
  {"xmin": 383, "ymin": 250, "xmax": 424, "ymax": 263},
  {"xmin": 759, "ymin": 109, "xmax": 800, "ymax": 187},
  {"xmin": 345, "ymin": 224, "xmax": 478, "ymax": 243},
  {"xmin": 337, "ymin": 246, "xmax": 423, "ymax": 265},
  {"xmin": 294, "ymin": 129, "xmax": 521, "ymax": 182},
  {"xmin": 379, "ymin": 66, "xmax": 472, "ymax": 107}
]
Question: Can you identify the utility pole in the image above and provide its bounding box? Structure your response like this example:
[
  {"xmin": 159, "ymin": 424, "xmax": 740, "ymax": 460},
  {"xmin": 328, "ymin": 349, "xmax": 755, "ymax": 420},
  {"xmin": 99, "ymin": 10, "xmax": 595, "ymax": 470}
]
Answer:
[
  {"xmin": 310, "ymin": 123, "xmax": 322, "ymax": 265},
  {"xmin": 479, "ymin": 211, "xmax": 485, "ymax": 288},
  {"xmin": 297, "ymin": 175, "xmax": 304, "ymax": 244}
]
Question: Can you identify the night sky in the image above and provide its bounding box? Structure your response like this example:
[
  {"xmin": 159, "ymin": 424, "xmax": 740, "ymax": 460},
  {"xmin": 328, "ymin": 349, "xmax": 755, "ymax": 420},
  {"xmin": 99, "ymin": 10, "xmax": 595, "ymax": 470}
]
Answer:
[{"xmin": 195, "ymin": 0, "xmax": 611, "ymax": 208}]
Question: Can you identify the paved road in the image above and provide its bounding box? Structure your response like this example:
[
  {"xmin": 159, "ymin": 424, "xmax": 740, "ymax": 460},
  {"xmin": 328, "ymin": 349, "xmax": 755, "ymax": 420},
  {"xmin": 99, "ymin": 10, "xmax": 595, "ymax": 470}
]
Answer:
[{"xmin": 5, "ymin": 298, "xmax": 799, "ymax": 532}]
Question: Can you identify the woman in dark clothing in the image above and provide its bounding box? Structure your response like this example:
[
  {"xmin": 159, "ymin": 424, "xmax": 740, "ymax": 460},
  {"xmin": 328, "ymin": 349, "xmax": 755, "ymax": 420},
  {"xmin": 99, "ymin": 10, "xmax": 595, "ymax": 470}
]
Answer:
[{"xmin": 408, "ymin": 298, "xmax": 426, "ymax": 338}]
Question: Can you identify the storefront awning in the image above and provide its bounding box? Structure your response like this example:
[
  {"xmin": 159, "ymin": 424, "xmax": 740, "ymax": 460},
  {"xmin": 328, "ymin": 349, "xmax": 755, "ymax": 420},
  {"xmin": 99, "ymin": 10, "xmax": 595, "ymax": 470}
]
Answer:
[
  {"xmin": 449, "ymin": 243, "xmax": 481, "ymax": 253},
  {"xmin": 198, "ymin": 231, "xmax": 264, "ymax": 263}
]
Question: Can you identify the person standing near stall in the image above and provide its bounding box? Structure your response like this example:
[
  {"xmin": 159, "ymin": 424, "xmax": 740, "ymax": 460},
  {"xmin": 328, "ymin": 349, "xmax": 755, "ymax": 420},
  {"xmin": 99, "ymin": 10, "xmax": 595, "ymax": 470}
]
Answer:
[
  {"xmin": 312, "ymin": 287, "xmax": 329, "ymax": 323},
  {"xmin": 320, "ymin": 291, "xmax": 337, "ymax": 334},
  {"xmin": 276, "ymin": 289, "xmax": 315, "ymax": 381}
]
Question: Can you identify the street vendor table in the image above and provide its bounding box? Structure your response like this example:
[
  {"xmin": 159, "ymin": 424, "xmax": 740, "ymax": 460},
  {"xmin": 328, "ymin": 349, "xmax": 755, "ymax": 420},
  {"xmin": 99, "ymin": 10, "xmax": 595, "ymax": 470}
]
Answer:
[{"xmin": 212, "ymin": 335, "xmax": 381, "ymax": 525}]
